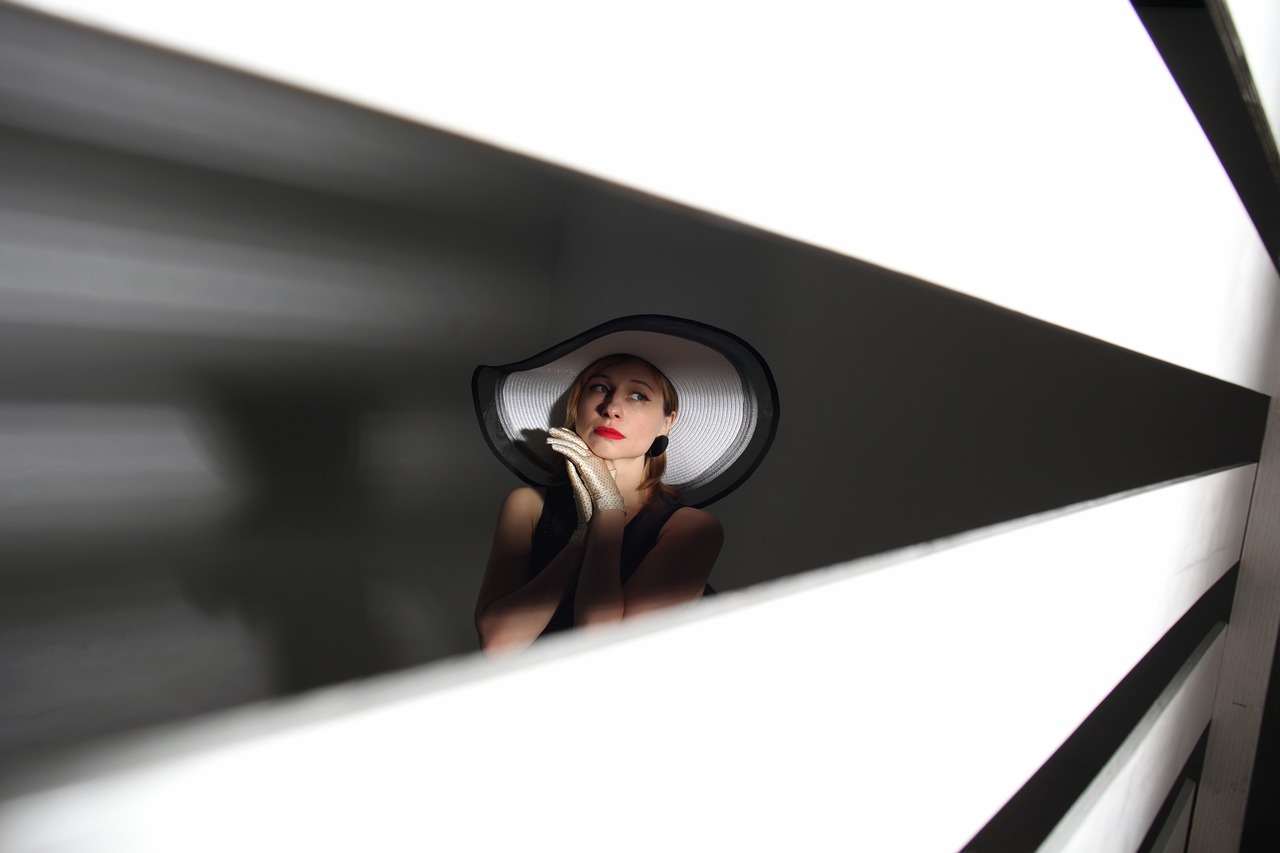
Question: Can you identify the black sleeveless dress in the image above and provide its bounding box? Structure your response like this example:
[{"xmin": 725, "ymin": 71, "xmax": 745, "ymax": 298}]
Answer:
[{"xmin": 529, "ymin": 484, "xmax": 715, "ymax": 637}]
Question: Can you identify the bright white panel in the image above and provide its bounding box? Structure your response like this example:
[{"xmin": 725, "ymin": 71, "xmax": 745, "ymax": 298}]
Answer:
[
  {"xmin": 1039, "ymin": 625, "xmax": 1224, "ymax": 853},
  {"xmin": 0, "ymin": 467, "xmax": 1254, "ymax": 853},
  {"xmin": 14, "ymin": 0, "xmax": 1280, "ymax": 391}
]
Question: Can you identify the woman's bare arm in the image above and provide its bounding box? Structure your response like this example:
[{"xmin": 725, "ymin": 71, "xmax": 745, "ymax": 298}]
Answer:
[
  {"xmin": 474, "ymin": 487, "xmax": 583, "ymax": 656},
  {"xmin": 573, "ymin": 509, "xmax": 627, "ymax": 628},
  {"xmin": 574, "ymin": 507, "xmax": 723, "ymax": 627},
  {"xmin": 479, "ymin": 488, "xmax": 723, "ymax": 649}
]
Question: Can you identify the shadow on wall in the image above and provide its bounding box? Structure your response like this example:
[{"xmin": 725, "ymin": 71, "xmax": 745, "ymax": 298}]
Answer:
[{"xmin": 181, "ymin": 379, "xmax": 394, "ymax": 694}]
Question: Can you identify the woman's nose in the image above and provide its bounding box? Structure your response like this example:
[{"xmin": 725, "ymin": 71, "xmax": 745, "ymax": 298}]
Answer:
[{"xmin": 597, "ymin": 393, "xmax": 620, "ymax": 418}]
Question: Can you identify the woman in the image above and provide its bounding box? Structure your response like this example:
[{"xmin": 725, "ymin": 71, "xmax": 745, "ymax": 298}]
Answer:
[{"xmin": 471, "ymin": 315, "xmax": 778, "ymax": 656}]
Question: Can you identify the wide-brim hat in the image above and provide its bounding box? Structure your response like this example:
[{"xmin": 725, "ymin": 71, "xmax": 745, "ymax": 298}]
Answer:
[{"xmin": 472, "ymin": 315, "xmax": 779, "ymax": 507}]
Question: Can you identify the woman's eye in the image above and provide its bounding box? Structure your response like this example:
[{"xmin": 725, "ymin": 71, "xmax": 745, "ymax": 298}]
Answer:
[
  {"xmin": 629, "ymin": 391, "xmax": 649, "ymax": 402},
  {"xmin": 588, "ymin": 383, "xmax": 610, "ymax": 394}
]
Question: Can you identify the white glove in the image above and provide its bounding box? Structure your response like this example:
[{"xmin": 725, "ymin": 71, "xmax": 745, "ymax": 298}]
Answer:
[{"xmin": 547, "ymin": 428, "xmax": 626, "ymax": 518}]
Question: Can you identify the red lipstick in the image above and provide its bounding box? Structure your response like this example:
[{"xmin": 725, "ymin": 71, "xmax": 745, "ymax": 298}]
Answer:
[{"xmin": 594, "ymin": 426, "xmax": 625, "ymax": 440}]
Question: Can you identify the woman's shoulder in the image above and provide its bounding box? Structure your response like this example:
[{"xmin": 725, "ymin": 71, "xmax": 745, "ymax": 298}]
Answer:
[
  {"xmin": 664, "ymin": 505, "xmax": 723, "ymax": 539},
  {"xmin": 499, "ymin": 485, "xmax": 547, "ymax": 522}
]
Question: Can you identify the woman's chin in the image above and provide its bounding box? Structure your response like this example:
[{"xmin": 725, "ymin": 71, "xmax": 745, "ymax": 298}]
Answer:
[{"xmin": 586, "ymin": 439, "xmax": 641, "ymax": 461}]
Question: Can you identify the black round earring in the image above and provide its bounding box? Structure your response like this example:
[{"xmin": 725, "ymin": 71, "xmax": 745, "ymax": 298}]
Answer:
[{"xmin": 646, "ymin": 435, "xmax": 669, "ymax": 457}]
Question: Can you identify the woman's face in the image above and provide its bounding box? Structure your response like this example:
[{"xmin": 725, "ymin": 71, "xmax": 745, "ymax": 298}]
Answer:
[{"xmin": 573, "ymin": 358, "xmax": 675, "ymax": 461}]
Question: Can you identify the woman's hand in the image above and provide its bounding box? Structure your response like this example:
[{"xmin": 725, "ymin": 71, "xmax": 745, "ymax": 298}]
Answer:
[
  {"xmin": 547, "ymin": 428, "xmax": 626, "ymax": 515},
  {"xmin": 548, "ymin": 428, "xmax": 626, "ymax": 628}
]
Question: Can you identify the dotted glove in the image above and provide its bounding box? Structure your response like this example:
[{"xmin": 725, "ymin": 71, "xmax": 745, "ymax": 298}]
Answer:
[{"xmin": 547, "ymin": 428, "xmax": 626, "ymax": 518}]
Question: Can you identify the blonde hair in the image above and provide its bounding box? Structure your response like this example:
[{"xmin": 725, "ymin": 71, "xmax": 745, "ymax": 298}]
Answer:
[{"xmin": 563, "ymin": 353, "xmax": 681, "ymax": 506}]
